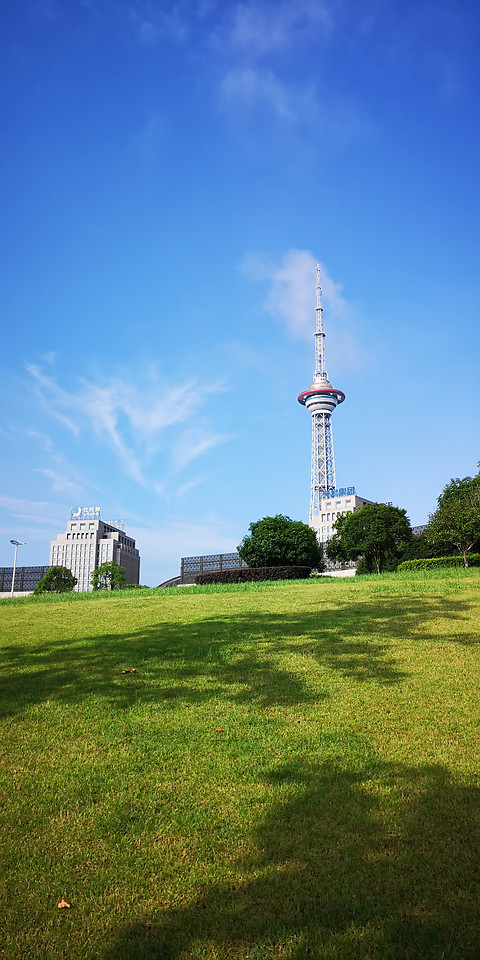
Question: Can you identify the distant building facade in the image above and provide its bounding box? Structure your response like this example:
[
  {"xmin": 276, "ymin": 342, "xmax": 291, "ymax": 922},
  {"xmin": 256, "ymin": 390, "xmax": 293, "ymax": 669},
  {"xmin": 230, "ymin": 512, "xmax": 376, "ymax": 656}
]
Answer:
[{"xmin": 50, "ymin": 514, "xmax": 140, "ymax": 592}]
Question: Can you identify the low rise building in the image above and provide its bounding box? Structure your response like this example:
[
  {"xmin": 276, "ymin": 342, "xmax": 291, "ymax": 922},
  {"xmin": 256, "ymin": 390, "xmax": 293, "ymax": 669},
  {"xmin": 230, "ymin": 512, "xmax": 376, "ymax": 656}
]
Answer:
[
  {"xmin": 309, "ymin": 487, "xmax": 375, "ymax": 575},
  {"xmin": 310, "ymin": 488, "xmax": 374, "ymax": 545}
]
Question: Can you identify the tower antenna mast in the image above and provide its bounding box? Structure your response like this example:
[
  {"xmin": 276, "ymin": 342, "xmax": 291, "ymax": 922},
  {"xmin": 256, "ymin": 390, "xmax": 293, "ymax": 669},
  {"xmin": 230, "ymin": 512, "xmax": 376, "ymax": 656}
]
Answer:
[
  {"xmin": 314, "ymin": 262, "xmax": 327, "ymax": 381},
  {"xmin": 298, "ymin": 262, "xmax": 345, "ymax": 525}
]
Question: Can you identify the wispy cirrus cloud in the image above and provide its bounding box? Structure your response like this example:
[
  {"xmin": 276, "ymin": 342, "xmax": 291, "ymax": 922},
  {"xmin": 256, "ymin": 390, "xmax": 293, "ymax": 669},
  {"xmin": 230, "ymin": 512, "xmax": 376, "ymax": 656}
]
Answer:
[
  {"xmin": 25, "ymin": 363, "xmax": 229, "ymax": 486},
  {"xmin": 34, "ymin": 468, "xmax": 85, "ymax": 495},
  {"xmin": 0, "ymin": 493, "xmax": 65, "ymax": 526},
  {"xmin": 171, "ymin": 427, "xmax": 232, "ymax": 471}
]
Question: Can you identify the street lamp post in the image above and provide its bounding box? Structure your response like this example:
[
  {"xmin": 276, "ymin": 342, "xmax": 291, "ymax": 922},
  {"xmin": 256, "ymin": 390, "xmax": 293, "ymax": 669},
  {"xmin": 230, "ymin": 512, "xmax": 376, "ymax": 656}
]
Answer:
[{"xmin": 10, "ymin": 540, "xmax": 25, "ymax": 598}]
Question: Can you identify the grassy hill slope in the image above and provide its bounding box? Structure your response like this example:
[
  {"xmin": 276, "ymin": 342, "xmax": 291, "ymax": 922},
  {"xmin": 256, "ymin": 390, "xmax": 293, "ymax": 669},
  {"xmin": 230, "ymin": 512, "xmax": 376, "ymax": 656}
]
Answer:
[{"xmin": 1, "ymin": 570, "xmax": 480, "ymax": 959}]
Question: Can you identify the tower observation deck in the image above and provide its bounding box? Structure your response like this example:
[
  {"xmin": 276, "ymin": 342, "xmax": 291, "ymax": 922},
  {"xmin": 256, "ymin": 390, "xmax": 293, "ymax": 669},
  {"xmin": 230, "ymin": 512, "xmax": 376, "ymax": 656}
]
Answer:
[{"xmin": 298, "ymin": 262, "xmax": 345, "ymax": 525}]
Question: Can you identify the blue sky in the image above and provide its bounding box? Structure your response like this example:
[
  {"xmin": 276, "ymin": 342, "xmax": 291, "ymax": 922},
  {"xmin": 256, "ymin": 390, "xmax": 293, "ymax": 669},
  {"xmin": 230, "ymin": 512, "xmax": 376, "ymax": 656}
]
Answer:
[{"xmin": 1, "ymin": 0, "xmax": 479, "ymax": 586}]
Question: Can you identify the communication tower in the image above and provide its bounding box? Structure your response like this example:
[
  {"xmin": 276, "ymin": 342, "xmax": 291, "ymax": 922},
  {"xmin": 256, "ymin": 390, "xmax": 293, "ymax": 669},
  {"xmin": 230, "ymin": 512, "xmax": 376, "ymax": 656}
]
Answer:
[{"xmin": 297, "ymin": 263, "xmax": 345, "ymax": 525}]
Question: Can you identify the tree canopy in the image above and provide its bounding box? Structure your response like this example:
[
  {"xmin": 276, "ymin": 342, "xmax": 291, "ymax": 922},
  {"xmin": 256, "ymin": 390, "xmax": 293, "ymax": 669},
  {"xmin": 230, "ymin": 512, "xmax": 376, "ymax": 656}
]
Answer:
[
  {"xmin": 238, "ymin": 515, "xmax": 323, "ymax": 570},
  {"xmin": 34, "ymin": 566, "xmax": 77, "ymax": 594},
  {"xmin": 91, "ymin": 561, "xmax": 127, "ymax": 591},
  {"xmin": 326, "ymin": 503, "xmax": 411, "ymax": 574},
  {"xmin": 426, "ymin": 470, "xmax": 480, "ymax": 567}
]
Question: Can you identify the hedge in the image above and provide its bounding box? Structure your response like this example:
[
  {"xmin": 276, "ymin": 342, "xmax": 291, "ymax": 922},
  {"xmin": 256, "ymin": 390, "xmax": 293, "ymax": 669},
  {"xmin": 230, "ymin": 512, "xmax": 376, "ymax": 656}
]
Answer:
[
  {"xmin": 397, "ymin": 554, "xmax": 480, "ymax": 571},
  {"xmin": 195, "ymin": 565, "xmax": 312, "ymax": 585}
]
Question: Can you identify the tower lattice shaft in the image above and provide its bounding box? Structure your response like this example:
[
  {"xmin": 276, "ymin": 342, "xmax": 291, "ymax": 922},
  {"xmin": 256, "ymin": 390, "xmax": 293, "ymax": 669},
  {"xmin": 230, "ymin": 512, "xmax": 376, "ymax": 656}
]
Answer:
[{"xmin": 310, "ymin": 412, "xmax": 336, "ymax": 523}]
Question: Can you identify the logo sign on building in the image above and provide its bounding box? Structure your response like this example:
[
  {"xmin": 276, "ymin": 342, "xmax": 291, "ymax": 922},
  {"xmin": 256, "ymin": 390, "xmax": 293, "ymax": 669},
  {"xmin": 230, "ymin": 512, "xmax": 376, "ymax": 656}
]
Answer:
[{"xmin": 70, "ymin": 506, "xmax": 101, "ymax": 520}]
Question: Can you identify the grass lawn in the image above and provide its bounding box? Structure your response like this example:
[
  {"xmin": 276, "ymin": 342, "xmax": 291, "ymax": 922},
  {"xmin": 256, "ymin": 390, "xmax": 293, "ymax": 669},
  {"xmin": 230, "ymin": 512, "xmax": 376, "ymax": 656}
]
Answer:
[{"xmin": 1, "ymin": 569, "xmax": 480, "ymax": 959}]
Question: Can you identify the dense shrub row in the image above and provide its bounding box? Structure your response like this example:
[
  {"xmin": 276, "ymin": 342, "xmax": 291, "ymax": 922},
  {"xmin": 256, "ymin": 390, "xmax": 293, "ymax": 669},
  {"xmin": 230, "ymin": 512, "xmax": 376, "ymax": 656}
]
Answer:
[
  {"xmin": 397, "ymin": 554, "xmax": 480, "ymax": 571},
  {"xmin": 195, "ymin": 565, "xmax": 312, "ymax": 585}
]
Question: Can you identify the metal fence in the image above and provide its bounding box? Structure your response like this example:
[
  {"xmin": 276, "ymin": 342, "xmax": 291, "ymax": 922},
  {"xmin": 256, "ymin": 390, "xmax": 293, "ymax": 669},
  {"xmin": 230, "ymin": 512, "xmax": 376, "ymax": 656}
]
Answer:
[
  {"xmin": 180, "ymin": 553, "xmax": 248, "ymax": 584},
  {"xmin": 0, "ymin": 566, "xmax": 50, "ymax": 592}
]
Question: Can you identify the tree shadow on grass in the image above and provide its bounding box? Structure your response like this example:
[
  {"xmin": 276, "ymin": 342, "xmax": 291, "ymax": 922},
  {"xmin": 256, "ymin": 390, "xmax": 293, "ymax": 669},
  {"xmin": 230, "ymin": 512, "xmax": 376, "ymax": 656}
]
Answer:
[
  {"xmin": 0, "ymin": 596, "xmax": 475, "ymax": 719},
  {"xmin": 102, "ymin": 756, "xmax": 480, "ymax": 959}
]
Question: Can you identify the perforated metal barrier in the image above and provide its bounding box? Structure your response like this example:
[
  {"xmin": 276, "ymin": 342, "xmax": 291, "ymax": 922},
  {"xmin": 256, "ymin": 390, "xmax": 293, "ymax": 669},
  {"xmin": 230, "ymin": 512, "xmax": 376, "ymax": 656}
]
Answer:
[
  {"xmin": 180, "ymin": 553, "xmax": 248, "ymax": 584},
  {"xmin": 0, "ymin": 566, "xmax": 50, "ymax": 592}
]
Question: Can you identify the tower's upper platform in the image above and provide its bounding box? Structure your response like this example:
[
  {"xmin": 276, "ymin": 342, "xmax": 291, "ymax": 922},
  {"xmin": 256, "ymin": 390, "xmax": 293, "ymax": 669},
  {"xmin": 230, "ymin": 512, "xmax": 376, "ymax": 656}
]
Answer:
[
  {"xmin": 297, "ymin": 377, "xmax": 345, "ymax": 414},
  {"xmin": 297, "ymin": 381, "xmax": 345, "ymax": 406}
]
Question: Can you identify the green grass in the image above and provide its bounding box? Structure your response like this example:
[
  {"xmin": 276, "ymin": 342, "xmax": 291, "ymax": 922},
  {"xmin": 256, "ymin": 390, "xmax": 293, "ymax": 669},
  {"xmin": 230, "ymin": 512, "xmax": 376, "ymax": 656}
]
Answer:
[{"xmin": 1, "ymin": 569, "xmax": 480, "ymax": 959}]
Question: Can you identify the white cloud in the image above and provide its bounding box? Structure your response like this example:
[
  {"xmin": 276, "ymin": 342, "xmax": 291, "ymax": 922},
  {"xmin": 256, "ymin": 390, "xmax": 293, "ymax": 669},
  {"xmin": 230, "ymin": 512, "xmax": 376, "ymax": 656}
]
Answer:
[
  {"xmin": 26, "ymin": 364, "xmax": 80, "ymax": 435},
  {"xmin": 177, "ymin": 476, "xmax": 205, "ymax": 498},
  {"xmin": 125, "ymin": 1, "xmax": 191, "ymax": 45},
  {"xmin": 25, "ymin": 363, "xmax": 227, "ymax": 486},
  {"xmin": 225, "ymin": 0, "xmax": 334, "ymax": 57},
  {"xmin": 171, "ymin": 427, "xmax": 232, "ymax": 470},
  {"xmin": 219, "ymin": 67, "xmax": 312, "ymax": 121},
  {"xmin": 42, "ymin": 351, "xmax": 57, "ymax": 366},
  {"xmin": 34, "ymin": 469, "xmax": 85, "ymax": 495},
  {"xmin": 26, "ymin": 429, "xmax": 54, "ymax": 453},
  {"xmin": 0, "ymin": 493, "xmax": 65, "ymax": 527},
  {"xmin": 211, "ymin": 1, "xmax": 342, "ymax": 135},
  {"xmin": 240, "ymin": 248, "xmax": 365, "ymax": 371},
  {"xmin": 240, "ymin": 248, "xmax": 349, "ymax": 340}
]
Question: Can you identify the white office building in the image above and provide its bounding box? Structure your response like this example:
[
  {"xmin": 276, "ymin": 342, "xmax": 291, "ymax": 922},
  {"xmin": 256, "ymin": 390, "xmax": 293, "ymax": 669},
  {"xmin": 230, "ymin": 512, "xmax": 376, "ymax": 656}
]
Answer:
[
  {"xmin": 50, "ymin": 514, "xmax": 140, "ymax": 592},
  {"xmin": 310, "ymin": 490, "xmax": 374, "ymax": 545}
]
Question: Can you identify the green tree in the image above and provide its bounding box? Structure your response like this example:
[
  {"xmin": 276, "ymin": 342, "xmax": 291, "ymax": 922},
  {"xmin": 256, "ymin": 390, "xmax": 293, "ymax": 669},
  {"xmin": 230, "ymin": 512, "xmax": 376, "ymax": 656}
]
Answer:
[
  {"xmin": 91, "ymin": 561, "xmax": 127, "ymax": 591},
  {"xmin": 238, "ymin": 515, "xmax": 323, "ymax": 570},
  {"xmin": 426, "ymin": 471, "xmax": 480, "ymax": 567},
  {"xmin": 326, "ymin": 503, "xmax": 412, "ymax": 574},
  {"xmin": 34, "ymin": 566, "xmax": 77, "ymax": 594}
]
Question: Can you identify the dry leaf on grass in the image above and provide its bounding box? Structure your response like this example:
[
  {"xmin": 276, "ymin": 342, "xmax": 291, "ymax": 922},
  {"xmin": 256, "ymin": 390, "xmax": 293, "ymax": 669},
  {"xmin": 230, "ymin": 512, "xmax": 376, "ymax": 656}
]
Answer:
[{"xmin": 57, "ymin": 899, "xmax": 71, "ymax": 909}]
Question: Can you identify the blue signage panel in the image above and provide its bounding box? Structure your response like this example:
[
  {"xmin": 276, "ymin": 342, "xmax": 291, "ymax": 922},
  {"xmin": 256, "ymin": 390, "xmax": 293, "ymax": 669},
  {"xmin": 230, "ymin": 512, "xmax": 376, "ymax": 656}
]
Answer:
[{"xmin": 320, "ymin": 487, "xmax": 356, "ymax": 500}]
